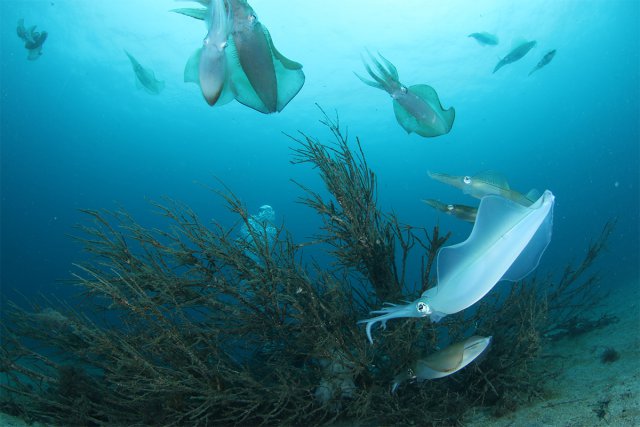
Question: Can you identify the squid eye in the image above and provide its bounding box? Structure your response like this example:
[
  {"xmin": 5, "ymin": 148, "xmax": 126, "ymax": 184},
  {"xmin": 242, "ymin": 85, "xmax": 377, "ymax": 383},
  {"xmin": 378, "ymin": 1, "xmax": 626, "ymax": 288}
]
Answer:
[
  {"xmin": 447, "ymin": 204, "xmax": 454, "ymax": 211},
  {"xmin": 416, "ymin": 301, "xmax": 430, "ymax": 314},
  {"xmin": 463, "ymin": 176, "xmax": 472, "ymax": 185},
  {"xmin": 400, "ymin": 86, "xmax": 408, "ymax": 94},
  {"xmin": 249, "ymin": 13, "xmax": 257, "ymax": 23}
]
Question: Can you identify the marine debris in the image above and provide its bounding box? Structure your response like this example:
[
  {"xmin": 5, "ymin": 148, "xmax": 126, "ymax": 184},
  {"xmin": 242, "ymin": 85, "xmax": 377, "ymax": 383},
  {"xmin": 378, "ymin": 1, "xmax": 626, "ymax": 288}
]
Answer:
[
  {"xmin": 178, "ymin": 0, "xmax": 305, "ymax": 112},
  {"xmin": 0, "ymin": 111, "xmax": 613, "ymax": 426},
  {"xmin": 124, "ymin": 50, "xmax": 165, "ymax": 94},
  {"xmin": 16, "ymin": 19, "xmax": 48, "ymax": 60},
  {"xmin": 356, "ymin": 51, "xmax": 455, "ymax": 137}
]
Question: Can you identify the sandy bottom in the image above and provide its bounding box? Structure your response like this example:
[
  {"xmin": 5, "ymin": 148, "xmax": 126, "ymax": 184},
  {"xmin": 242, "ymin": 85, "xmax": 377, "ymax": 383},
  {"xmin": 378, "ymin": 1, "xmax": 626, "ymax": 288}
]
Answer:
[
  {"xmin": 467, "ymin": 278, "xmax": 640, "ymax": 427},
  {"xmin": 2, "ymin": 279, "xmax": 639, "ymax": 427}
]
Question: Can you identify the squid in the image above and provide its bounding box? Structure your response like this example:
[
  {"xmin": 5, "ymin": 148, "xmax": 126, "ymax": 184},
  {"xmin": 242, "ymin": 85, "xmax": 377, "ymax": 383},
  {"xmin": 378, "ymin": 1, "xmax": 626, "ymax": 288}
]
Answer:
[
  {"xmin": 177, "ymin": 0, "xmax": 305, "ymax": 113},
  {"xmin": 422, "ymin": 199, "xmax": 477, "ymax": 223},
  {"xmin": 529, "ymin": 49, "xmax": 557, "ymax": 76},
  {"xmin": 428, "ymin": 170, "xmax": 540, "ymax": 207},
  {"xmin": 493, "ymin": 40, "xmax": 537, "ymax": 73},
  {"xmin": 392, "ymin": 335, "xmax": 492, "ymax": 392},
  {"xmin": 359, "ymin": 190, "xmax": 554, "ymax": 343},
  {"xmin": 124, "ymin": 50, "xmax": 165, "ymax": 95},
  {"xmin": 356, "ymin": 51, "xmax": 455, "ymax": 138},
  {"xmin": 468, "ymin": 32, "xmax": 499, "ymax": 46}
]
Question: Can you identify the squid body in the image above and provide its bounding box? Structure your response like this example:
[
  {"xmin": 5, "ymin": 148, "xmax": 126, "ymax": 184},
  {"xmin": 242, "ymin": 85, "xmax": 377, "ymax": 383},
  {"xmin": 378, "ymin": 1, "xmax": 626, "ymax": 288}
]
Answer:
[
  {"xmin": 192, "ymin": 0, "xmax": 233, "ymax": 105},
  {"xmin": 360, "ymin": 190, "xmax": 554, "ymax": 343}
]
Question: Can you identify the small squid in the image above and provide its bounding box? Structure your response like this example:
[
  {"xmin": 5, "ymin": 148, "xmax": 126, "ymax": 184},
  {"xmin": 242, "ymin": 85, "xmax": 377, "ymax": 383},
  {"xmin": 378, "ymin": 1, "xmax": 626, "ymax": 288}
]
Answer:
[
  {"xmin": 428, "ymin": 170, "xmax": 540, "ymax": 207},
  {"xmin": 356, "ymin": 51, "xmax": 455, "ymax": 137},
  {"xmin": 392, "ymin": 336, "xmax": 492, "ymax": 393},
  {"xmin": 422, "ymin": 199, "xmax": 477, "ymax": 223}
]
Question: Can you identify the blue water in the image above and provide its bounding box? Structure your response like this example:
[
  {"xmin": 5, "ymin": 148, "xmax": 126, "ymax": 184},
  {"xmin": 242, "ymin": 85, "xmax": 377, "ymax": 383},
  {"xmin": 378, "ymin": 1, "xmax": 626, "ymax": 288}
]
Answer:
[{"xmin": 1, "ymin": 0, "xmax": 638, "ymax": 307}]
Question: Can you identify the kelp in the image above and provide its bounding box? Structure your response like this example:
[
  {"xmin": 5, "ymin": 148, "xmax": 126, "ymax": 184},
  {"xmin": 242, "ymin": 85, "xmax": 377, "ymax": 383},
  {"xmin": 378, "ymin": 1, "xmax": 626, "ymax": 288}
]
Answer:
[{"xmin": 1, "ymin": 111, "xmax": 612, "ymax": 426}]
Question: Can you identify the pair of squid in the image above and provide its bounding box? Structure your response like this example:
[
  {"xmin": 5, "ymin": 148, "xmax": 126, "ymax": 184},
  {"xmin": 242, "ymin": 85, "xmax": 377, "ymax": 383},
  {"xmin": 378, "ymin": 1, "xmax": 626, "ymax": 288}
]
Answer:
[
  {"xmin": 387, "ymin": 171, "xmax": 552, "ymax": 388},
  {"xmin": 492, "ymin": 40, "xmax": 557, "ymax": 76},
  {"xmin": 174, "ymin": 0, "xmax": 305, "ymax": 113},
  {"xmin": 424, "ymin": 170, "xmax": 541, "ymax": 223},
  {"xmin": 360, "ymin": 187, "xmax": 554, "ymax": 342},
  {"xmin": 361, "ymin": 183, "xmax": 554, "ymax": 386}
]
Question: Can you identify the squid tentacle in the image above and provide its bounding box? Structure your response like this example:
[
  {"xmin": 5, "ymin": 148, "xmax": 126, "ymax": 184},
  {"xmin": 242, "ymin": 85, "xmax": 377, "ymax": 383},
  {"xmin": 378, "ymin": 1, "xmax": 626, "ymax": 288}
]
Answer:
[{"xmin": 358, "ymin": 298, "xmax": 431, "ymax": 344}]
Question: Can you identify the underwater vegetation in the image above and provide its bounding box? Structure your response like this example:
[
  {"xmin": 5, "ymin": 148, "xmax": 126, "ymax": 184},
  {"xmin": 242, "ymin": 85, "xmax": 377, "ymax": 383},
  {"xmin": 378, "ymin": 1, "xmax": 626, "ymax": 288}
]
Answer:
[
  {"xmin": 0, "ymin": 111, "xmax": 613, "ymax": 426},
  {"xmin": 15, "ymin": 18, "xmax": 48, "ymax": 60},
  {"xmin": 176, "ymin": 0, "xmax": 305, "ymax": 112},
  {"xmin": 356, "ymin": 51, "xmax": 455, "ymax": 138}
]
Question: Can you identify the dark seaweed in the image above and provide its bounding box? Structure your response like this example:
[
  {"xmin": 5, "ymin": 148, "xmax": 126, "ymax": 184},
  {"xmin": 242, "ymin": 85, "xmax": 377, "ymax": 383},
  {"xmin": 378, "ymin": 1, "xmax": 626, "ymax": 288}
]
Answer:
[{"xmin": 0, "ymin": 110, "xmax": 612, "ymax": 426}]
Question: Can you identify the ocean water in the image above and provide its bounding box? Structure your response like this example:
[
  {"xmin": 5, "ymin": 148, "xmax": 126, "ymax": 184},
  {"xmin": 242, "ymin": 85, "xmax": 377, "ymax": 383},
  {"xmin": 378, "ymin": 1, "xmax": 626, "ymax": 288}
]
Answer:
[{"xmin": 1, "ymin": 0, "xmax": 638, "ymax": 331}]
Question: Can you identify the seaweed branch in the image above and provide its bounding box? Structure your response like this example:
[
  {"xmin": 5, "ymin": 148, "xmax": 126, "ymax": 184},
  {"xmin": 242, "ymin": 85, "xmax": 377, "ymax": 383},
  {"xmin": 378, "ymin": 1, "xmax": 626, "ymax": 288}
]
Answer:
[{"xmin": 288, "ymin": 106, "xmax": 404, "ymax": 301}]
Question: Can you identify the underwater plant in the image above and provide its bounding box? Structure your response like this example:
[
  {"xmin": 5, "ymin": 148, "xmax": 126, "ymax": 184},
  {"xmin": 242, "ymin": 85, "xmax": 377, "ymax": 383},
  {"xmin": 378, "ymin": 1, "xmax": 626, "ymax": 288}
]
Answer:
[{"xmin": 0, "ymin": 111, "xmax": 612, "ymax": 426}]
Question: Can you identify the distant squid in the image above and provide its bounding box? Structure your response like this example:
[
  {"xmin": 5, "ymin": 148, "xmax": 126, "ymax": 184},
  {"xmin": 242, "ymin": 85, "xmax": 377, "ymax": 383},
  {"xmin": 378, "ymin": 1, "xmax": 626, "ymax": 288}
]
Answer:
[
  {"xmin": 356, "ymin": 51, "xmax": 455, "ymax": 138},
  {"xmin": 359, "ymin": 191, "xmax": 554, "ymax": 343},
  {"xmin": 468, "ymin": 32, "xmax": 499, "ymax": 46},
  {"xmin": 16, "ymin": 18, "xmax": 48, "ymax": 60},
  {"xmin": 124, "ymin": 50, "xmax": 165, "ymax": 95},
  {"xmin": 423, "ymin": 199, "xmax": 477, "ymax": 223},
  {"xmin": 529, "ymin": 49, "xmax": 557, "ymax": 76},
  {"xmin": 392, "ymin": 336, "xmax": 492, "ymax": 392},
  {"xmin": 493, "ymin": 40, "xmax": 537, "ymax": 73}
]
